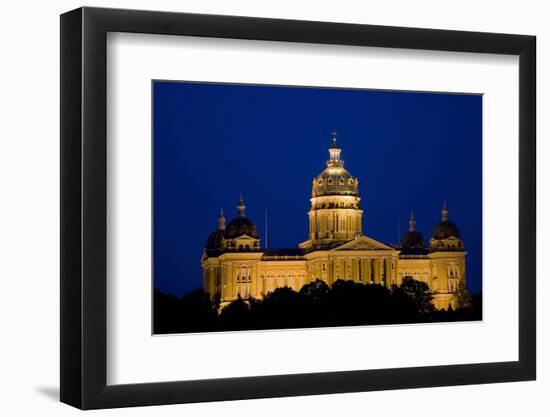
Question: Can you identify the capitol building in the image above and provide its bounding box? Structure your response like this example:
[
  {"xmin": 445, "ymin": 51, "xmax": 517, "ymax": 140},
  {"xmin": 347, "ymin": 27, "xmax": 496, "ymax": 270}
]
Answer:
[{"xmin": 202, "ymin": 133, "xmax": 467, "ymax": 310}]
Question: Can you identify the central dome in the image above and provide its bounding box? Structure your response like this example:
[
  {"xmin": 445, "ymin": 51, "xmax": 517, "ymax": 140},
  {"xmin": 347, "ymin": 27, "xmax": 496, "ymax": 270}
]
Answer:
[
  {"xmin": 312, "ymin": 167, "xmax": 359, "ymax": 197},
  {"xmin": 312, "ymin": 131, "xmax": 359, "ymax": 198}
]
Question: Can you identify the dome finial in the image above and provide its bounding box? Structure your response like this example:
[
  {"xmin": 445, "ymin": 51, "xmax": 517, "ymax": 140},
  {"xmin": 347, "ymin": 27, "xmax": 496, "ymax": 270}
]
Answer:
[
  {"xmin": 327, "ymin": 130, "xmax": 343, "ymax": 167},
  {"xmin": 441, "ymin": 200, "xmax": 449, "ymax": 221},
  {"xmin": 409, "ymin": 211, "xmax": 416, "ymax": 232},
  {"xmin": 237, "ymin": 193, "xmax": 246, "ymax": 217},
  {"xmin": 217, "ymin": 208, "xmax": 226, "ymax": 230}
]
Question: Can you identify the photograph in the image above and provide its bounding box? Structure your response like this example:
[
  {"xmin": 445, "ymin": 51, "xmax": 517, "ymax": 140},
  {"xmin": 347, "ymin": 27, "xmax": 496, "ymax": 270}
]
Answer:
[
  {"xmin": 152, "ymin": 81, "xmax": 483, "ymax": 334},
  {"xmin": 53, "ymin": 4, "xmax": 538, "ymax": 412}
]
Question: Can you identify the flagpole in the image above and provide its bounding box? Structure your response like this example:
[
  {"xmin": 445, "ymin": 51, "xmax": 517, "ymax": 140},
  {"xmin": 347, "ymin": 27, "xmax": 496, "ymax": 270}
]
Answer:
[
  {"xmin": 265, "ymin": 209, "xmax": 268, "ymax": 249},
  {"xmin": 397, "ymin": 212, "xmax": 400, "ymax": 245}
]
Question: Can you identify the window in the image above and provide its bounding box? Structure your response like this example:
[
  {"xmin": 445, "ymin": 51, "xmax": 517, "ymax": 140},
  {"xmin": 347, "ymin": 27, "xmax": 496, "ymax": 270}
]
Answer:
[
  {"xmin": 448, "ymin": 279, "xmax": 458, "ymax": 292},
  {"xmin": 447, "ymin": 264, "xmax": 459, "ymax": 278}
]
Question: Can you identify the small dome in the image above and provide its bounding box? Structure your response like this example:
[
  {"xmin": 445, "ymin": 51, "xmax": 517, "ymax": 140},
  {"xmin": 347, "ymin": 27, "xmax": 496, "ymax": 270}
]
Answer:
[
  {"xmin": 432, "ymin": 220, "xmax": 460, "ymax": 239},
  {"xmin": 401, "ymin": 230, "xmax": 425, "ymax": 249},
  {"xmin": 225, "ymin": 216, "xmax": 259, "ymax": 239},
  {"xmin": 205, "ymin": 229, "xmax": 225, "ymax": 249}
]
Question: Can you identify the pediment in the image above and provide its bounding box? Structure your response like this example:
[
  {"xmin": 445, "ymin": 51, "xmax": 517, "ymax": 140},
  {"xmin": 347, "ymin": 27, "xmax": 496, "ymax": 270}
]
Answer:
[
  {"xmin": 332, "ymin": 235, "xmax": 394, "ymax": 251},
  {"xmin": 430, "ymin": 235, "xmax": 462, "ymax": 242},
  {"xmin": 231, "ymin": 235, "xmax": 258, "ymax": 241}
]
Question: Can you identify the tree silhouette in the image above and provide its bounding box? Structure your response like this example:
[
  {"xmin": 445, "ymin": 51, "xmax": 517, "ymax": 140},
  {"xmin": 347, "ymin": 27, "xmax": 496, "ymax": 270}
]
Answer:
[
  {"xmin": 329, "ymin": 280, "xmax": 375, "ymax": 325},
  {"xmin": 153, "ymin": 276, "xmax": 481, "ymax": 334},
  {"xmin": 299, "ymin": 279, "xmax": 330, "ymax": 303},
  {"xmin": 179, "ymin": 288, "xmax": 218, "ymax": 332},
  {"xmin": 455, "ymin": 280, "xmax": 473, "ymax": 310},
  {"xmin": 219, "ymin": 296, "xmax": 251, "ymax": 330},
  {"xmin": 253, "ymin": 287, "xmax": 304, "ymax": 329},
  {"xmin": 394, "ymin": 276, "xmax": 434, "ymax": 321},
  {"xmin": 299, "ymin": 279, "xmax": 331, "ymax": 326},
  {"xmin": 153, "ymin": 288, "xmax": 217, "ymax": 333},
  {"xmin": 153, "ymin": 289, "xmax": 183, "ymax": 334}
]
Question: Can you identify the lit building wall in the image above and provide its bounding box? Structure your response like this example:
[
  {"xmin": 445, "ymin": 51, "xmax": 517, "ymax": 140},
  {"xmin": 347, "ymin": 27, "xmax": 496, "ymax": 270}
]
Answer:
[{"xmin": 201, "ymin": 133, "xmax": 467, "ymax": 310}]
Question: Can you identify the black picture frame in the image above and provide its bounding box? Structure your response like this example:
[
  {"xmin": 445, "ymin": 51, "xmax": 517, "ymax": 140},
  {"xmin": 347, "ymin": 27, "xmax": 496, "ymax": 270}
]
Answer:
[{"xmin": 60, "ymin": 6, "xmax": 536, "ymax": 410}]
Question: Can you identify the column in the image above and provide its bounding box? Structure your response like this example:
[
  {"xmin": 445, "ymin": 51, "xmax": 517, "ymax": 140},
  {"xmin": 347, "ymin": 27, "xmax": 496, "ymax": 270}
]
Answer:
[
  {"xmin": 352, "ymin": 258, "xmax": 359, "ymax": 282},
  {"xmin": 374, "ymin": 258, "xmax": 380, "ymax": 285},
  {"xmin": 361, "ymin": 258, "xmax": 368, "ymax": 283},
  {"xmin": 368, "ymin": 258, "xmax": 373, "ymax": 284}
]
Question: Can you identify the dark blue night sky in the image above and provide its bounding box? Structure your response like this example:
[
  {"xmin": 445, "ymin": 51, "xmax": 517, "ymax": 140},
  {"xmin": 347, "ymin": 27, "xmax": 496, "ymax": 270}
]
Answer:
[{"xmin": 153, "ymin": 81, "xmax": 482, "ymax": 296}]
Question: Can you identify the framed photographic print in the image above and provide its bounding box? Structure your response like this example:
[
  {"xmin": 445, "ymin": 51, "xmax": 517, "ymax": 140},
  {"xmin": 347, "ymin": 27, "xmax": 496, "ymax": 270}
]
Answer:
[{"xmin": 60, "ymin": 6, "xmax": 536, "ymax": 409}]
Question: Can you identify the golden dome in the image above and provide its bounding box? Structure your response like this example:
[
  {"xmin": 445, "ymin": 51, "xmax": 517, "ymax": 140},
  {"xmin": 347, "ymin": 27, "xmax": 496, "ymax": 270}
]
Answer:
[{"xmin": 312, "ymin": 132, "xmax": 359, "ymax": 198}]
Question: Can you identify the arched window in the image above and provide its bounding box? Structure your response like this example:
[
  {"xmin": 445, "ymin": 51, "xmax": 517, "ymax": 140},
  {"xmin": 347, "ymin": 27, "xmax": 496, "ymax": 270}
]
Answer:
[
  {"xmin": 240, "ymin": 266, "xmax": 249, "ymax": 282},
  {"xmin": 327, "ymin": 178, "xmax": 333, "ymax": 185}
]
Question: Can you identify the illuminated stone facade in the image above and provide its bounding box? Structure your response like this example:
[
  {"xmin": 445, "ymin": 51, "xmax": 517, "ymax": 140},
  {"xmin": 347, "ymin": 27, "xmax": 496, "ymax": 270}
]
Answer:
[{"xmin": 202, "ymin": 133, "xmax": 467, "ymax": 310}]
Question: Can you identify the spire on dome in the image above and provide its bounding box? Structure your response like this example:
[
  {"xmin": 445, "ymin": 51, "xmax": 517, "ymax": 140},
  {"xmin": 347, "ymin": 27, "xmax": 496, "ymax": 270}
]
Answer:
[
  {"xmin": 400, "ymin": 210, "xmax": 425, "ymax": 250},
  {"xmin": 409, "ymin": 211, "xmax": 416, "ymax": 232},
  {"xmin": 217, "ymin": 208, "xmax": 226, "ymax": 230},
  {"xmin": 236, "ymin": 193, "xmax": 246, "ymax": 217},
  {"xmin": 441, "ymin": 200, "xmax": 449, "ymax": 222},
  {"xmin": 330, "ymin": 129, "xmax": 339, "ymax": 148},
  {"xmin": 327, "ymin": 130, "xmax": 343, "ymax": 168}
]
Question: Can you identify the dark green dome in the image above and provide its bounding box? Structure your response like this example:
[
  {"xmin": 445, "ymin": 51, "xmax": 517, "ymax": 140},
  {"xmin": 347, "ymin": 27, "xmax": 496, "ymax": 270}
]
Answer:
[
  {"xmin": 205, "ymin": 229, "xmax": 225, "ymax": 250},
  {"xmin": 225, "ymin": 216, "xmax": 259, "ymax": 239},
  {"xmin": 401, "ymin": 230, "xmax": 425, "ymax": 249},
  {"xmin": 432, "ymin": 220, "xmax": 460, "ymax": 239}
]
